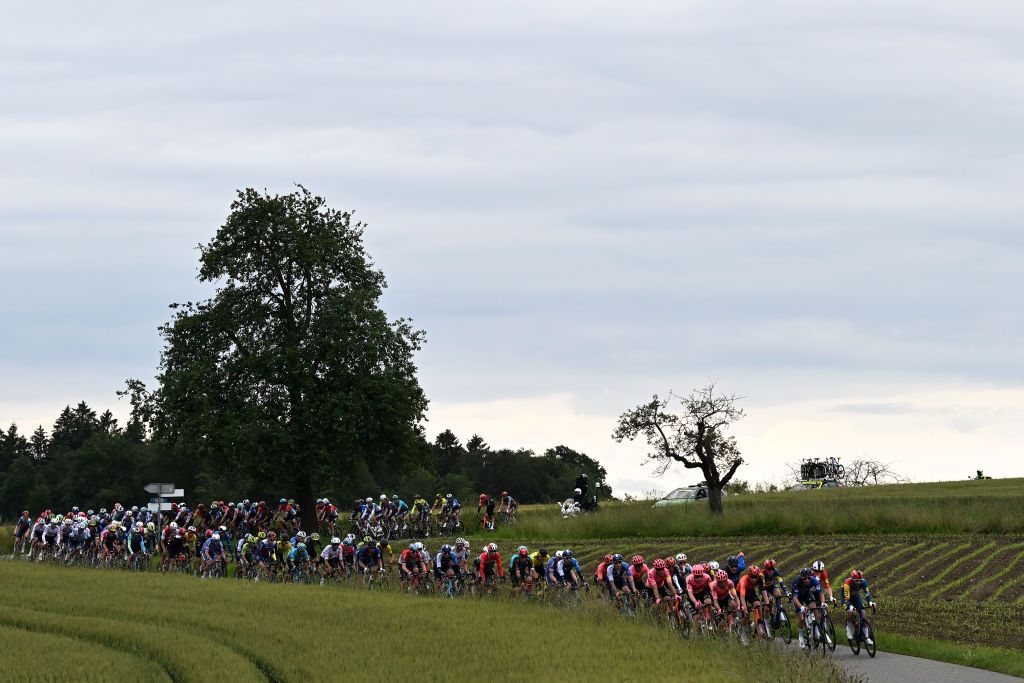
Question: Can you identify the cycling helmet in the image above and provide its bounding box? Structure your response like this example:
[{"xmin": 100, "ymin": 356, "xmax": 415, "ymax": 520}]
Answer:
[
  {"xmin": 749, "ymin": 565, "xmax": 761, "ymax": 577},
  {"xmin": 246, "ymin": 535, "xmax": 256, "ymax": 543},
  {"xmin": 538, "ymin": 547, "xmax": 547, "ymax": 555},
  {"xmin": 170, "ymin": 522, "xmax": 178, "ymax": 530},
  {"xmin": 446, "ymin": 493, "xmax": 453, "ymax": 499},
  {"xmin": 212, "ymin": 533, "xmax": 221, "ymax": 541},
  {"xmin": 799, "ymin": 567, "xmax": 812, "ymax": 578},
  {"xmin": 363, "ymin": 536, "xmax": 372, "ymax": 544},
  {"xmin": 228, "ymin": 502, "xmax": 236, "ymax": 507},
  {"xmin": 812, "ymin": 560, "xmax": 825, "ymax": 572},
  {"xmin": 416, "ymin": 542, "xmax": 425, "ymax": 551},
  {"xmin": 693, "ymin": 564, "xmax": 706, "ymax": 577},
  {"xmin": 297, "ymin": 531, "xmax": 307, "ymax": 539},
  {"xmin": 764, "ymin": 558, "xmax": 777, "ymax": 570},
  {"xmin": 72, "ymin": 506, "xmax": 79, "ymax": 513},
  {"xmin": 604, "ymin": 554, "xmax": 613, "ymax": 563},
  {"xmin": 365, "ymin": 497, "xmax": 373, "ymax": 503},
  {"xmin": 666, "ymin": 557, "xmax": 676, "ymax": 567},
  {"xmin": 288, "ymin": 499, "xmax": 295, "ymax": 505},
  {"xmin": 310, "ymin": 533, "xmax": 320, "ymax": 541},
  {"xmin": 131, "ymin": 506, "xmax": 139, "ymax": 512},
  {"xmin": 709, "ymin": 561, "xmax": 720, "ymax": 572},
  {"xmin": 455, "ymin": 538, "xmax": 466, "ymax": 546},
  {"xmin": 187, "ymin": 526, "xmax": 196, "ymax": 533},
  {"xmin": 518, "ymin": 547, "xmax": 528, "ymax": 556},
  {"xmin": 574, "ymin": 487, "xmax": 582, "ymax": 494},
  {"xmin": 391, "ymin": 494, "xmax": 399, "ymax": 500},
  {"xmin": 653, "ymin": 559, "xmax": 666, "ymax": 569},
  {"xmin": 322, "ymin": 498, "xmax": 329, "ymax": 504},
  {"xmin": 146, "ymin": 522, "xmax": 155, "ymax": 531},
  {"xmin": 563, "ymin": 549, "xmax": 573, "ymax": 558},
  {"xmin": 100, "ymin": 508, "xmax": 107, "ymax": 514},
  {"xmin": 296, "ymin": 542, "xmax": 306, "ymax": 550},
  {"xmin": 380, "ymin": 494, "xmax": 387, "ymax": 500},
  {"xmin": 631, "ymin": 555, "xmax": 644, "ymax": 565},
  {"xmin": 675, "ymin": 553, "xmax": 688, "ymax": 564},
  {"xmin": 268, "ymin": 532, "xmax": 277, "ymax": 540},
  {"xmin": 441, "ymin": 544, "xmax": 452, "ymax": 553},
  {"xmin": 851, "ymin": 569, "xmax": 863, "ymax": 580},
  {"xmin": 205, "ymin": 530, "xmax": 213, "ymax": 538},
  {"xmin": 279, "ymin": 498, "xmax": 287, "ymax": 504},
  {"xmin": 555, "ymin": 550, "xmax": 564, "ymax": 559},
  {"xmin": 727, "ymin": 555, "xmax": 738, "ymax": 567},
  {"xmin": 501, "ymin": 491, "xmax": 508, "ymax": 496},
  {"xmin": 488, "ymin": 542, "xmax": 498, "ymax": 553},
  {"xmin": 715, "ymin": 570, "xmax": 728, "ymax": 582},
  {"xmin": 612, "ymin": 553, "xmax": 623, "ymax": 562},
  {"xmin": 331, "ymin": 537, "xmax": 341, "ymax": 545},
  {"xmin": 518, "ymin": 545, "xmax": 527, "ymax": 553},
  {"xmin": 258, "ymin": 532, "xmax": 267, "ymax": 539}
]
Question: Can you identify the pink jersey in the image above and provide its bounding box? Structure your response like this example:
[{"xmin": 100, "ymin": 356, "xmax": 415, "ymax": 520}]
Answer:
[
  {"xmin": 647, "ymin": 567, "xmax": 672, "ymax": 589},
  {"xmin": 711, "ymin": 578, "xmax": 735, "ymax": 599},
  {"xmin": 686, "ymin": 573, "xmax": 712, "ymax": 594}
]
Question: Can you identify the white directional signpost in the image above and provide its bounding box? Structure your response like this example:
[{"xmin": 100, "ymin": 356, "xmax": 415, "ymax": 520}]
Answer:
[{"xmin": 145, "ymin": 482, "xmax": 185, "ymax": 526}]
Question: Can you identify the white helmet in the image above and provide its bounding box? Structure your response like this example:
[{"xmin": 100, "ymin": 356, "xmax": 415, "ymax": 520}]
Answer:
[
  {"xmin": 555, "ymin": 550, "xmax": 564, "ymax": 559},
  {"xmin": 812, "ymin": 560, "xmax": 825, "ymax": 572},
  {"xmin": 380, "ymin": 494, "xmax": 387, "ymax": 500},
  {"xmin": 331, "ymin": 537, "xmax": 341, "ymax": 544},
  {"xmin": 709, "ymin": 561, "xmax": 720, "ymax": 571},
  {"xmin": 170, "ymin": 522, "xmax": 178, "ymax": 529},
  {"xmin": 574, "ymin": 488, "xmax": 582, "ymax": 494},
  {"xmin": 488, "ymin": 542, "xmax": 498, "ymax": 552},
  {"xmin": 455, "ymin": 537, "xmax": 466, "ymax": 546},
  {"xmin": 675, "ymin": 553, "xmax": 687, "ymax": 563},
  {"xmin": 323, "ymin": 498, "xmax": 329, "ymax": 504},
  {"xmin": 213, "ymin": 533, "xmax": 221, "ymax": 540},
  {"xmin": 297, "ymin": 531, "xmax": 307, "ymax": 539},
  {"xmin": 365, "ymin": 497, "xmax": 373, "ymax": 503}
]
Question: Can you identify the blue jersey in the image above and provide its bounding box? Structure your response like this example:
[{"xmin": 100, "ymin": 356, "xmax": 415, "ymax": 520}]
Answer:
[
  {"xmin": 396, "ymin": 499, "xmax": 409, "ymax": 512},
  {"xmin": 791, "ymin": 575, "xmax": 822, "ymax": 603},
  {"xmin": 357, "ymin": 545, "xmax": 381, "ymax": 564},
  {"xmin": 287, "ymin": 547, "xmax": 310, "ymax": 563}
]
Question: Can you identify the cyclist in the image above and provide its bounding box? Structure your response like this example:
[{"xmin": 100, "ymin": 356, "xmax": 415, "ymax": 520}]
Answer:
[
  {"xmin": 477, "ymin": 492, "xmax": 489, "ymax": 522},
  {"xmin": 400, "ymin": 542, "xmax": 427, "ymax": 587},
  {"xmin": 357, "ymin": 538, "xmax": 383, "ymax": 576},
  {"xmin": 392, "ymin": 495, "xmax": 409, "ymax": 532},
  {"xmin": 320, "ymin": 537, "xmax": 344, "ymax": 578},
  {"xmin": 256, "ymin": 532, "xmax": 277, "ymax": 574},
  {"xmin": 431, "ymin": 493, "xmax": 446, "ymax": 522},
  {"xmin": 509, "ymin": 546, "xmax": 534, "ymax": 593},
  {"xmin": 411, "ymin": 494, "xmax": 430, "ymax": 532},
  {"xmin": 498, "ymin": 491, "xmax": 518, "ymax": 520},
  {"xmin": 443, "ymin": 493, "xmax": 462, "ymax": 528},
  {"xmin": 685, "ymin": 564, "xmax": 714, "ymax": 631},
  {"xmin": 630, "ymin": 555, "xmax": 650, "ymax": 600},
  {"xmin": 811, "ymin": 560, "xmax": 836, "ymax": 604},
  {"xmin": 286, "ymin": 542, "xmax": 310, "ymax": 579},
  {"xmin": 646, "ymin": 558, "xmax": 678, "ymax": 607},
  {"xmin": 725, "ymin": 553, "xmax": 746, "ymax": 584},
  {"xmin": 842, "ymin": 569, "xmax": 876, "ymax": 645},
  {"xmin": 478, "ymin": 542, "xmax": 505, "ymax": 587},
  {"xmin": 530, "ymin": 547, "xmax": 549, "ymax": 582},
  {"xmin": 737, "ymin": 565, "xmax": 766, "ymax": 636},
  {"xmin": 711, "ymin": 570, "xmax": 739, "ymax": 626},
  {"xmin": 791, "ymin": 567, "xmax": 823, "ymax": 648},
  {"xmin": 556, "ymin": 549, "xmax": 582, "ymax": 589},
  {"xmin": 126, "ymin": 522, "xmax": 149, "ymax": 567},
  {"xmin": 434, "ymin": 543, "xmax": 462, "ymax": 591},
  {"xmin": 483, "ymin": 494, "xmax": 496, "ymax": 530},
  {"xmin": 606, "ymin": 554, "xmax": 638, "ymax": 601},
  {"xmin": 594, "ymin": 554, "xmax": 613, "ymax": 589},
  {"xmin": 12, "ymin": 511, "xmax": 32, "ymax": 557},
  {"xmin": 200, "ymin": 532, "xmax": 226, "ymax": 576}
]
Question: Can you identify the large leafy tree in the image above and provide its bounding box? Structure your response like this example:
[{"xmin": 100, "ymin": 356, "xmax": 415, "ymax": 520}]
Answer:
[
  {"xmin": 612, "ymin": 384, "xmax": 744, "ymax": 514},
  {"xmin": 126, "ymin": 186, "xmax": 428, "ymax": 530}
]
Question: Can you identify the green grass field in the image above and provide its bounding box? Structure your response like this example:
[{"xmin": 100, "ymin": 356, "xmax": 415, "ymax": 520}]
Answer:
[
  {"xmin": 0, "ymin": 561, "xmax": 849, "ymax": 683},
  {"xmin": 484, "ymin": 478, "xmax": 1024, "ymax": 540}
]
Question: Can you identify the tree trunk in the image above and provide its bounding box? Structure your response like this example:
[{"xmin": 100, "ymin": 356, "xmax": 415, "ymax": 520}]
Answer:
[
  {"xmin": 707, "ymin": 482, "xmax": 725, "ymax": 515},
  {"xmin": 295, "ymin": 469, "xmax": 318, "ymax": 532}
]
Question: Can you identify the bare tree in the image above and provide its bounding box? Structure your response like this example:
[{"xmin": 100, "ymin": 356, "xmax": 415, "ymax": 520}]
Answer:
[
  {"xmin": 843, "ymin": 459, "xmax": 906, "ymax": 486},
  {"xmin": 612, "ymin": 384, "xmax": 744, "ymax": 515}
]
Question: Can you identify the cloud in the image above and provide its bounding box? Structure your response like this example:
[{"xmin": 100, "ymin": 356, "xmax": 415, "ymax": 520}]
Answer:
[{"xmin": 2, "ymin": 1, "xmax": 1023, "ymax": 484}]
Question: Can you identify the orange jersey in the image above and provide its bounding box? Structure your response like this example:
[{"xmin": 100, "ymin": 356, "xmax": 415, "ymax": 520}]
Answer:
[{"xmin": 737, "ymin": 574, "xmax": 764, "ymax": 599}]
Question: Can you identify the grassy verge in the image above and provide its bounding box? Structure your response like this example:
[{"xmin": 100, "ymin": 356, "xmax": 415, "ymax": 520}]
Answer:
[
  {"xmin": 878, "ymin": 632, "xmax": 1024, "ymax": 678},
  {"xmin": 491, "ymin": 478, "xmax": 1024, "ymax": 540},
  {"xmin": 0, "ymin": 561, "xmax": 851, "ymax": 683}
]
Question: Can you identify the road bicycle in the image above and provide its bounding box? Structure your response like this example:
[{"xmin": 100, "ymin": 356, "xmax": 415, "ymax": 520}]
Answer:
[
  {"xmin": 847, "ymin": 603, "xmax": 877, "ymax": 657},
  {"xmin": 804, "ymin": 605, "xmax": 835, "ymax": 654}
]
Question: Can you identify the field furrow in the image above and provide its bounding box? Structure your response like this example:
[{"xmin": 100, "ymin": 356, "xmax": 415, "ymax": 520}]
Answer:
[{"xmin": 915, "ymin": 541, "xmax": 999, "ymax": 592}]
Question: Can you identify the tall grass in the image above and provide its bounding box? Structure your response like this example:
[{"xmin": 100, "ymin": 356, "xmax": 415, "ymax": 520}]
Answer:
[
  {"xmin": 488, "ymin": 478, "xmax": 1024, "ymax": 541},
  {"xmin": 0, "ymin": 561, "xmax": 852, "ymax": 683}
]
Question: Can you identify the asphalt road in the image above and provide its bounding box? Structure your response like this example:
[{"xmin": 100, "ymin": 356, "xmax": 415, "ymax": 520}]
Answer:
[{"xmin": 825, "ymin": 644, "xmax": 1019, "ymax": 682}]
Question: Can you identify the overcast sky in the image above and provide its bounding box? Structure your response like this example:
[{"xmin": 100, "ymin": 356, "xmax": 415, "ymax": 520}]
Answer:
[{"xmin": 2, "ymin": 2, "xmax": 1022, "ymax": 494}]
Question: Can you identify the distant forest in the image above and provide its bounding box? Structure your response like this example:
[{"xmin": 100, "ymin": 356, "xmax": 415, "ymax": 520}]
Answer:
[{"xmin": 0, "ymin": 401, "xmax": 613, "ymax": 519}]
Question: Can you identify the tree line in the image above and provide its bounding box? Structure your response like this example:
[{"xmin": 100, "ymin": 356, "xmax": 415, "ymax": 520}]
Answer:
[{"xmin": 0, "ymin": 403, "xmax": 612, "ymax": 522}]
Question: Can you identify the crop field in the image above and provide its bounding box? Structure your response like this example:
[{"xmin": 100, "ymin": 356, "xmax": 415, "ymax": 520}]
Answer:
[
  {"xmin": 488, "ymin": 478, "xmax": 1024, "ymax": 540},
  {"xmin": 0, "ymin": 561, "xmax": 849, "ymax": 683}
]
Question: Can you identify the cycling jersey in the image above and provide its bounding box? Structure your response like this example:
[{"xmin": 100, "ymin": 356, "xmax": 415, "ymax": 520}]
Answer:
[
  {"xmin": 710, "ymin": 578, "xmax": 735, "ymax": 601},
  {"xmin": 646, "ymin": 567, "xmax": 672, "ymax": 590},
  {"xmin": 737, "ymin": 574, "xmax": 764, "ymax": 603},
  {"xmin": 357, "ymin": 545, "xmax": 382, "ymax": 566},
  {"xmin": 791, "ymin": 576, "xmax": 822, "ymax": 604},
  {"xmin": 842, "ymin": 577, "xmax": 871, "ymax": 609},
  {"xmin": 686, "ymin": 573, "xmax": 712, "ymax": 597},
  {"xmin": 530, "ymin": 551, "xmax": 549, "ymax": 573},
  {"xmin": 479, "ymin": 551, "xmax": 504, "ymax": 579},
  {"xmin": 286, "ymin": 547, "xmax": 309, "ymax": 564}
]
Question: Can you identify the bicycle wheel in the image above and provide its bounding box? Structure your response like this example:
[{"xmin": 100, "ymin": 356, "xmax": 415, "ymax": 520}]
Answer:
[
  {"xmin": 848, "ymin": 619, "xmax": 861, "ymax": 655},
  {"xmin": 777, "ymin": 608, "xmax": 792, "ymax": 644},
  {"xmin": 823, "ymin": 612, "xmax": 836, "ymax": 651},
  {"xmin": 864, "ymin": 619, "xmax": 876, "ymax": 658}
]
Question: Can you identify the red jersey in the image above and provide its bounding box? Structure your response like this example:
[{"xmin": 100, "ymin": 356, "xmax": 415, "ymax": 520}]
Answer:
[
  {"xmin": 479, "ymin": 551, "xmax": 504, "ymax": 578},
  {"xmin": 737, "ymin": 574, "xmax": 764, "ymax": 599},
  {"xmin": 646, "ymin": 567, "xmax": 672, "ymax": 589}
]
